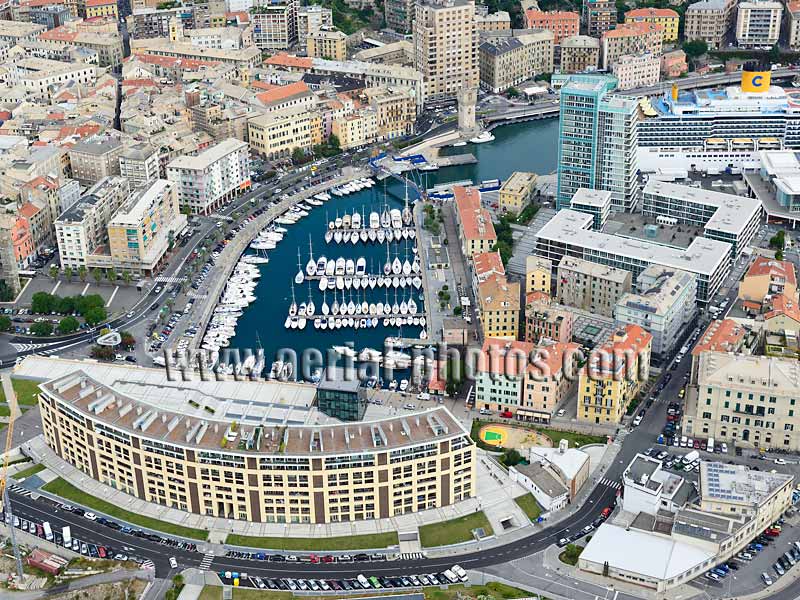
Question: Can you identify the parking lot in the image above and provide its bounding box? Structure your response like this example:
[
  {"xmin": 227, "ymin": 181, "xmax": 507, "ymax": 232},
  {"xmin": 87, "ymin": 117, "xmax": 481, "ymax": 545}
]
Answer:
[{"xmin": 692, "ymin": 510, "xmax": 800, "ymax": 597}]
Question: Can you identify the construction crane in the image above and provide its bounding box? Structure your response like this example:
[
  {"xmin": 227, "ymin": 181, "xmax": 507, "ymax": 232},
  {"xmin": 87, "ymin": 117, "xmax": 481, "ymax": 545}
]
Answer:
[{"xmin": 0, "ymin": 375, "xmax": 24, "ymax": 581}]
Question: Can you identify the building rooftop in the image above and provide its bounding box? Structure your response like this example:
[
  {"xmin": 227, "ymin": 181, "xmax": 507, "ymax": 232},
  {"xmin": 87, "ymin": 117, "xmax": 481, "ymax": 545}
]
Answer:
[
  {"xmin": 700, "ymin": 461, "xmax": 793, "ymax": 506},
  {"xmin": 603, "ymin": 21, "xmax": 663, "ymax": 39},
  {"xmin": 697, "ymin": 351, "xmax": 800, "ymax": 398},
  {"xmin": 473, "ymin": 251, "xmax": 505, "ymax": 280},
  {"xmin": 0, "ymin": 20, "xmax": 47, "ymax": 37},
  {"xmin": 561, "ymin": 34, "xmax": 600, "ymax": 48},
  {"xmin": 586, "ymin": 324, "xmax": 652, "ymax": 379},
  {"xmin": 557, "ymin": 255, "xmax": 629, "ymax": 283},
  {"xmin": 686, "ymin": 0, "xmax": 728, "ymax": 10},
  {"xmin": 581, "ymin": 523, "xmax": 715, "ymax": 581},
  {"xmin": 255, "ymin": 81, "xmax": 312, "ymax": 106},
  {"xmin": 69, "ymin": 135, "xmax": 122, "ymax": 156},
  {"xmin": 514, "ymin": 462, "xmax": 569, "ymax": 498},
  {"xmin": 57, "ymin": 177, "xmax": 125, "ymax": 224},
  {"xmin": 745, "ymin": 255, "xmax": 797, "ymax": 287},
  {"xmin": 529, "ymin": 445, "xmax": 589, "ymax": 481},
  {"xmin": 120, "ymin": 142, "xmax": 156, "ymax": 161},
  {"xmin": 643, "ymin": 179, "xmax": 762, "ymax": 236},
  {"xmin": 454, "ymin": 186, "xmax": 497, "ymax": 242},
  {"xmin": 625, "ymin": 7, "xmax": 678, "ymax": 17},
  {"xmin": 538, "ymin": 209, "xmax": 731, "ymax": 278},
  {"xmin": 478, "ymin": 274, "xmax": 520, "ymax": 313},
  {"xmin": 167, "ymin": 138, "xmax": 247, "ymax": 171},
  {"xmin": 108, "ymin": 179, "xmax": 171, "ymax": 227},
  {"xmin": 692, "ymin": 318, "xmax": 748, "ymax": 356},
  {"xmin": 571, "ymin": 188, "xmax": 611, "ymax": 208},
  {"xmin": 617, "ymin": 265, "xmax": 696, "ymax": 316}
]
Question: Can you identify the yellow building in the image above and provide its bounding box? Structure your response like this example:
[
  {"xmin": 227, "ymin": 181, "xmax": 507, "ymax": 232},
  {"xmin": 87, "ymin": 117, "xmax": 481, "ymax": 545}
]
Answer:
[
  {"xmin": 85, "ymin": 0, "xmax": 119, "ymax": 19},
  {"xmin": 525, "ymin": 256, "xmax": 552, "ymax": 295},
  {"xmin": 247, "ymin": 109, "xmax": 322, "ymax": 159},
  {"xmin": 499, "ymin": 171, "xmax": 536, "ymax": 213},
  {"xmin": 478, "ymin": 274, "xmax": 520, "ymax": 340},
  {"xmin": 361, "ymin": 86, "xmax": 417, "ymax": 141},
  {"xmin": 738, "ymin": 255, "xmax": 798, "ymax": 309},
  {"xmin": 332, "ymin": 109, "xmax": 378, "ymax": 150},
  {"xmin": 578, "ymin": 324, "xmax": 652, "ymax": 424},
  {"xmin": 106, "ymin": 179, "xmax": 187, "ymax": 276},
  {"xmin": 624, "ymin": 7, "xmax": 678, "ymax": 42},
  {"xmin": 38, "ymin": 369, "xmax": 476, "ymax": 524},
  {"xmin": 307, "ymin": 26, "xmax": 347, "ymax": 61},
  {"xmin": 454, "ymin": 186, "xmax": 497, "ymax": 258}
]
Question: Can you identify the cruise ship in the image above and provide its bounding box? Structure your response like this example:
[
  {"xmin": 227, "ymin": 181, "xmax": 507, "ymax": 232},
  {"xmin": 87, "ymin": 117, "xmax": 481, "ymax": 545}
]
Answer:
[{"xmin": 637, "ymin": 64, "xmax": 800, "ymax": 172}]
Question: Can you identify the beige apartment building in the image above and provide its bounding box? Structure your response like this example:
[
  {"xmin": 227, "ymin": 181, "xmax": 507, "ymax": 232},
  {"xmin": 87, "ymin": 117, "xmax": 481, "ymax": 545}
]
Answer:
[
  {"xmin": 119, "ymin": 143, "xmax": 160, "ymax": 189},
  {"xmin": 296, "ymin": 5, "xmax": 332, "ymax": 50},
  {"xmin": 525, "ymin": 256, "xmax": 552, "ymax": 295},
  {"xmin": 307, "ymin": 26, "xmax": 347, "ymax": 61},
  {"xmin": 40, "ymin": 25, "xmax": 124, "ymax": 67},
  {"xmin": 250, "ymin": 0, "xmax": 298, "ymax": 50},
  {"xmin": 560, "ymin": 35, "xmax": 600, "ymax": 74},
  {"xmin": 68, "ymin": 136, "xmax": 123, "ymax": 186},
  {"xmin": 454, "ymin": 186, "xmax": 496, "ymax": 258},
  {"xmin": 361, "ymin": 86, "xmax": 417, "ymax": 140},
  {"xmin": 601, "ymin": 22, "xmax": 662, "ymax": 69},
  {"xmin": 478, "ymin": 275, "xmax": 520, "ymax": 340},
  {"xmin": 333, "ymin": 110, "xmax": 378, "ymax": 150},
  {"xmin": 478, "ymin": 29, "xmax": 553, "ymax": 94},
  {"xmin": 248, "ymin": 109, "xmax": 322, "ymax": 160},
  {"xmin": 557, "ymin": 256, "xmax": 632, "ymax": 318},
  {"xmin": 39, "ymin": 371, "xmax": 476, "ymax": 523},
  {"xmin": 584, "ymin": 0, "xmax": 616, "ymax": 37},
  {"xmin": 736, "ymin": 0, "xmax": 783, "ymax": 47},
  {"xmin": 685, "ymin": 0, "xmax": 738, "ymax": 50},
  {"xmin": 413, "ymin": 0, "xmax": 479, "ymax": 100},
  {"xmin": 612, "ymin": 52, "xmax": 661, "ymax": 90},
  {"xmin": 106, "ymin": 179, "xmax": 187, "ymax": 276},
  {"xmin": 55, "ymin": 177, "xmax": 130, "ymax": 270},
  {"xmin": 476, "ymin": 10, "xmax": 511, "ymax": 31},
  {"xmin": 685, "ymin": 351, "xmax": 800, "ymax": 451},
  {"xmin": 788, "ymin": 1, "xmax": 800, "ymax": 49},
  {"xmin": 498, "ymin": 170, "xmax": 536, "ymax": 213}
]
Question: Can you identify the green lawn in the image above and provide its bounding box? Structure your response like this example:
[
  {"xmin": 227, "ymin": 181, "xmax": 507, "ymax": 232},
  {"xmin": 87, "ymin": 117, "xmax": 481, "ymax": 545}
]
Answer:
[
  {"xmin": 42, "ymin": 478, "xmax": 208, "ymax": 541},
  {"xmin": 0, "ymin": 378, "xmax": 42, "ymax": 406},
  {"xmin": 514, "ymin": 493, "xmax": 542, "ymax": 521},
  {"xmin": 14, "ymin": 463, "xmax": 45, "ymax": 480},
  {"xmin": 0, "ymin": 404, "xmax": 9, "ymax": 417},
  {"xmin": 199, "ymin": 582, "xmax": 537, "ymax": 600},
  {"xmin": 226, "ymin": 531, "xmax": 398, "ymax": 551},
  {"xmin": 559, "ymin": 543, "xmax": 583, "ymax": 566},
  {"xmin": 534, "ymin": 427, "xmax": 607, "ymax": 448},
  {"xmin": 419, "ymin": 511, "xmax": 493, "ymax": 548}
]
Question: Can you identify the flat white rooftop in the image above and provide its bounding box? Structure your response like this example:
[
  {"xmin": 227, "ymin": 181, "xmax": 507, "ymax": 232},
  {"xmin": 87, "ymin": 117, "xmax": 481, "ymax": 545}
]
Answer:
[
  {"xmin": 537, "ymin": 209, "xmax": 731, "ymax": 278},
  {"xmin": 643, "ymin": 179, "xmax": 762, "ymax": 235}
]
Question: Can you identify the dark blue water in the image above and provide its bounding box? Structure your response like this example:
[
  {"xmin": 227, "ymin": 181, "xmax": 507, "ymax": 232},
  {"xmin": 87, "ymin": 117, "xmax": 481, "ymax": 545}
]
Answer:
[{"xmin": 228, "ymin": 119, "xmax": 559, "ymax": 369}]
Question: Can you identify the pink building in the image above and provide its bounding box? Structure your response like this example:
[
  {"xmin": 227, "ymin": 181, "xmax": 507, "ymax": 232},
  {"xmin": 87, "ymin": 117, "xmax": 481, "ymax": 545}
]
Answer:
[
  {"xmin": 524, "ymin": 293, "xmax": 574, "ymax": 344},
  {"xmin": 661, "ymin": 49, "xmax": 688, "ymax": 78},
  {"xmin": 524, "ymin": 9, "xmax": 579, "ymax": 44},
  {"xmin": 521, "ymin": 341, "xmax": 581, "ymax": 423}
]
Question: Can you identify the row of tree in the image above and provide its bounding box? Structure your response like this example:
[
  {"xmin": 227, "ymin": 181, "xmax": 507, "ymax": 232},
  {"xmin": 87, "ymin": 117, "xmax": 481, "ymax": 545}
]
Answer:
[
  {"xmin": 47, "ymin": 264, "xmax": 136, "ymax": 287},
  {"xmin": 30, "ymin": 292, "xmax": 108, "ymax": 326}
]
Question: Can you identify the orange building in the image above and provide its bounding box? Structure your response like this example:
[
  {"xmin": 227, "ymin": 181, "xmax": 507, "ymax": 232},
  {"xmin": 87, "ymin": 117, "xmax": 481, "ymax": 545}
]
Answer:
[
  {"xmin": 11, "ymin": 216, "xmax": 34, "ymax": 268},
  {"xmin": 524, "ymin": 9, "xmax": 579, "ymax": 44},
  {"xmin": 85, "ymin": 0, "xmax": 118, "ymax": 19}
]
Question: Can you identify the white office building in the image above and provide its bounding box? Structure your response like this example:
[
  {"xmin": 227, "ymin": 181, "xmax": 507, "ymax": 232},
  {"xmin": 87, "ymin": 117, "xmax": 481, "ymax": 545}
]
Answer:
[
  {"xmin": 642, "ymin": 179, "xmax": 762, "ymax": 259},
  {"xmin": 534, "ymin": 209, "xmax": 731, "ymax": 304},
  {"xmin": 166, "ymin": 138, "xmax": 250, "ymax": 215}
]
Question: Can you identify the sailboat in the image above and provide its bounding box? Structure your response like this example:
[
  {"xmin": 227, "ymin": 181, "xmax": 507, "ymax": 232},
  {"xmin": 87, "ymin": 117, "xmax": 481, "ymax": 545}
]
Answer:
[
  {"xmin": 322, "ymin": 289, "xmax": 330, "ymax": 315},
  {"xmin": 305, "ymin": 237, "xmax": 316, "ymax": 276},
  {"xmin": 289, "ymin": 282, "xmax": 298, "ymax": 316},
  {"xmin": 383, "ymin": 243, "xmax": 391, "ymax": 275},
  {"xmin": 306, "ymin": 282, "xmax": 315, "ymax": 316},
  {"xmin": 294, "ymin": 250, "xmax": 304, "ymax": 284},
  {"xmin": 332, "ymin": 290, "xmax": 340, "ymax": 315}
]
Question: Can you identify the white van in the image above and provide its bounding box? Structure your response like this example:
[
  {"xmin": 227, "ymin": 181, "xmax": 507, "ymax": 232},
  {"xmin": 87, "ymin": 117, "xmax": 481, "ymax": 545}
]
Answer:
[
  {"xmin": 443, "ymin": 570, "xmax": 459, "ymax": 584},
  {"xmin": 683, "ymin": 450, "xmax": 700, "ymax": 464},
  {"xmin": 707, "ymin": 437, "xmax": 715, "ymax": 453},
  {"xmin": 452, "ymin": 565, "xmax": 468, "ymax": 582}
]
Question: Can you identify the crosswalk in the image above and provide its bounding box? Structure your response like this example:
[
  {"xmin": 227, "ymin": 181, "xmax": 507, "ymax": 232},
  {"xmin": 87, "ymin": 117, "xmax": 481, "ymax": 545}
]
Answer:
[
  {"xmin": 598, "ymin": 477, "xmax": 621, "ymax": 490},
  {"xmin": 9, "ymin": 485, "xmax": 33, "ymax": 498},
  {"xmin": 11, "ymin": 342, "xmax": 48, "ymax": 353},
  {"xmin": 141, "ymin": 559, "xmax": 155, "ymax": 570},
  {"xmin": 398, "ymin": 552, "xmax": 425, "ymax": 561},
  {"xmin": 199, "ymin": 553, "xmax": 215, "ymax": 570},
  {"xmin": 154, "ymin": 276, "xmax": 186, "ymax": 284}
]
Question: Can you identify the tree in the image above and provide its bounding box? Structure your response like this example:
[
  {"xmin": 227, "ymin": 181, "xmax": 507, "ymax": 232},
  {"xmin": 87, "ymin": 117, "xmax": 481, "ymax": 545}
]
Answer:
[
  {"xmin": 30, "ymin": 321, "xmax": 53, "ymax": 336},
  {"xmin": 0, "ymin": 316, "xmax": 11, "ymax": 332},
  {"xmin": 453, "ymin": 306, "xmax": 463, "ymax": 316},
  {"xmin": 56, "ymin": 296, "xmax": 75, "ymax": 314},
  {"xmin": 0, "ymin": 281, "xmax": 14, "ymax": 302},
  {"xmin": 122, "ymin": 271, "xmax": 132, "ymax": 287},
  {"xmin": 769, "ymin": 43, "xmax": 781, "ymax": 64},
  {"xmin": 57, "ymin": 316, "xmax": 79, "ymax": 334},
  {"xmin": 106, "ymin": 268, "xmax": 117, "ymax": 284},
  {"xmin": 78, "ymin": 265, "xmax": 87, "ymax": 283},
  {"xmin": 506, "ymin": 87, "xmax": 520, "ymax": 98},
  {"xmin": 90, "ymin": 345, "xmax": 115, "ymax": 361},
  {"xmin": 64, "ymin": 266, "xmax": 73, "ymax": 283},
  {"xmin": 501, "ymin": 448, "xmax": 523, "ymax": 466},
  {"xmin": 776, "ymin": 250, "xmax": 785, "ymax": 261},
  {"xmin": 120, "ymin": 331, "xmax": 135, "ymax": 349},
  {"xmin": 31, "ymin": 292, "xmax": 54, "ymax": 314},
  {"xmin": 84, "ymin": 306, "xmax": 107, "ymax": 326},
  {"xmin": 48, "ymin": 264, "xmax": 59, "ymax": 281},
  {"xmin": 92, "ymin": 268, "xmax": 102, "ymax": 285},
  {"xmin": 291, "ymin": 147, "xmax": 307, "ymax": 165},
  {"xmin": 682, "ymin": 39, "xmax": 708, "ymax": 59}
]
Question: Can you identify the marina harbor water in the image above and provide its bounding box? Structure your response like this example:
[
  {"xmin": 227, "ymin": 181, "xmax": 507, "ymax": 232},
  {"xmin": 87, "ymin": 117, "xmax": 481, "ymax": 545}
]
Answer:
[{"xmin": 205, "ymin": 119, "xmax": 559, "ymax": 380}]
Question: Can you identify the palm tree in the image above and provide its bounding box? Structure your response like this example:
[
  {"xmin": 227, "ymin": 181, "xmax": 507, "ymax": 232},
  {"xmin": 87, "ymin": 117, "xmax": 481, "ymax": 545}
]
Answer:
[
  {"xmin": 64, "ymin": 266, "xmax": 73, "ymax": 282},
  {"xmin": 122, "ymin": 271, "xmax": 132, "ymax": 286},
  {"xmin": 92, "ymin": 268, "xmax": 102, "ymax": 285},
  {"xmin": 49, "ymin": 265, "xmax": 59, "ymax": 281},
  {"xmin": 78, "ymin": 265, "xmax": 87, "ymax": 283},
  {"xmin": 106, "ymin": 268, "xmax": 117, "ymax": 284}
]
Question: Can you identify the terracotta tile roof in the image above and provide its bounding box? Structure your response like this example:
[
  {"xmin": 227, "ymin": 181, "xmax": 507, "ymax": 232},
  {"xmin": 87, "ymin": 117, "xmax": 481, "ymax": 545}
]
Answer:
[
  {"xmin": 264, "ymin": 52, "xmax": 313, "ymax": 70},
  {"xmin": 625, "ymin": 7, "xmax": 678, "ymax": 18},
  {"xmin": 692, "ymin": 318, "xmax": 746, "ymax": 356},
  {"xmin": 472, "ymin": 250, "xmax": 505, "ymax": 280},
  {"xmin": 744, "ymin": 255, "xmax": 797, "ymax": 287},
  {"xmin": 454, "ymin": 186, "xmax": 496, "ymax": 242},
  {"xmin": 19, "ymin": 202, "xmax": 41, "ymax": 218},
  {"xmin": 86, "ymin": 0, "xmax": 115, "ymax": 6},
  {"xmin": 226, "ymin": 11, "xmax": 249, "ymax": 23},
  {"xmin": 585, "ymin": 324, "xmax": 651, "ymax": 379},
  {"xmin": 122, "ymin": 78, "xmax": 157, "ymax": 88},
  {"xmin": 525, "ymin": 290, "xmax": 551, "ymax": 306},
  {"xmin": 25, "ymin": 176, "xmax": 56, "ymax": 190},
  {"xmin": 765, "ymin": 293, "xmax": 800, "ymax": 324},
  {"xmin": 531, "ymin": 341, "xmax": 581, "ymax": 380},
  {"xmin": 525, "ymin": 8, "xmax": 579, "ymax": 20},
  {"xmin": 39, "ymin": 27, "xmax": 78, "ymax": 42},
  {"xmin": 603, "ymin": 21, "xmax": 663, "ymax": 39},
  {"xmin": 28, "ymin": 0, "xmax": 65, "ymax": 6},
  {"xmin": 251, "ymin": 81, "xmax": 278, "ymax": 91},
  {"xmin": 478, "ymin": 274, "xmax": 519, "ymax": 312},
  {"xmin": 256, "ymin": 81, "xmax": 311, "ymax": 106}
]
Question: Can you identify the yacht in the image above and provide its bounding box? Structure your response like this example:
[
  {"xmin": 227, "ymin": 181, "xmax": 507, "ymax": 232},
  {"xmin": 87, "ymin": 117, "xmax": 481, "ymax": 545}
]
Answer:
[
  {"xmin": 469, "ymin": 131, "xmax": 495, "ymax": 144},
  {"xmin": 355, "ymin": 257, "xmax": 366, "ymax": 277},
  {"xmin": 369, "ymin": 212, "xmax": 380, "ymax": 229},
  {"xmin": 352, "ymin": 211, "xmax": 361, "ymax": 229}
]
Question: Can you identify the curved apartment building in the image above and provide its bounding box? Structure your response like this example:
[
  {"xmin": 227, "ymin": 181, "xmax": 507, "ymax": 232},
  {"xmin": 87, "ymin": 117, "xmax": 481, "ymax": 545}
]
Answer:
[{"xmin": 38, "ymin": 371, "xmax": 476, "ymax": 524}]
